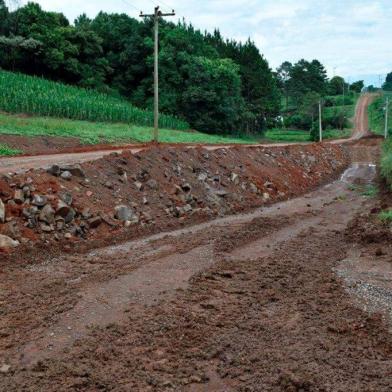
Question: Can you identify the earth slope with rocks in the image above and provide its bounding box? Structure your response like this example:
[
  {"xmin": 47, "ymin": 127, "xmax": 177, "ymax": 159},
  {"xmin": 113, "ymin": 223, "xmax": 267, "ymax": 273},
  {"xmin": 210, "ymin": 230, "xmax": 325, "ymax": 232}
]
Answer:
[{"xmin": 0, "ymin": 143, "xmax": 348, "ymax": 256}]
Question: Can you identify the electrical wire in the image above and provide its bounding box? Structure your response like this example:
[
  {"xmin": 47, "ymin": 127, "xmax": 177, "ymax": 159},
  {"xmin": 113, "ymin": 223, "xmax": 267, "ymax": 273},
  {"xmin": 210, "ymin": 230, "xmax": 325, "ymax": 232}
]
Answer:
[{"xmin": 119, "ymin": 0, "xmax": 141, "ymax": 13}]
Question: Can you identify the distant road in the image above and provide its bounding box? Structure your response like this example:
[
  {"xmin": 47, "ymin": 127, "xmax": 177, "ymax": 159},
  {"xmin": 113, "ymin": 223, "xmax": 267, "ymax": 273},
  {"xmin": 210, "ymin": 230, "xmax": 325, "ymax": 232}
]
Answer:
[
  {"xmin": 0, "ymin": 94, "xmax": 374, "ymax": 174},
  {"xmin": 351, "ymin": 93, "xmax": 377, "ymax": 139}
]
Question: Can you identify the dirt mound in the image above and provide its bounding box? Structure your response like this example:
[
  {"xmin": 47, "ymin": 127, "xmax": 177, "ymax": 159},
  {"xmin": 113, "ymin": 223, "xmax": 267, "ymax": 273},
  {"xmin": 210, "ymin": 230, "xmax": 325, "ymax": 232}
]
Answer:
[{"xmin": 0, "ymin": 143, "xmax": 349, "ymax": 258}]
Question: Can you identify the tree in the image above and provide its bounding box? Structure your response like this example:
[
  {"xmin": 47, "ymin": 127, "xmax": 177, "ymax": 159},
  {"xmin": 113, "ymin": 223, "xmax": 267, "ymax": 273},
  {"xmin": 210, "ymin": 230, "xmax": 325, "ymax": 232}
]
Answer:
[
  {"xmin": 350, "ymin": 80, "xmax": 364, "ymax": 93},
  {"xmin": 328, "ymin": 76, "xmax": 345, "ymax": 95},
  {"xmin": 383, "ymin": 72, "xmax": 392, "ymax": 91},
  {"xmin": 284, "ymin": 59, "xmax": 327, "ymax": 106},
  {"xmin": 0, "ymin": 0, "xmax": 8, "ymax": 34},
  {"xmin": 181, "ymin": 56, "xmax": 244, "ymax": 134},
  {"xmin": 276, "ymin": 61, "xmax": 292, "ymax": 109}
]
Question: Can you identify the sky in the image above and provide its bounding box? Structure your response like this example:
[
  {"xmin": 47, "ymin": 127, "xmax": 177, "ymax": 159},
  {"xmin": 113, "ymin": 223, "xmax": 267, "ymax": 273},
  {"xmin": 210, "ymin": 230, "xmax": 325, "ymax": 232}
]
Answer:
[{"xmin": 14, "ymin": 0, "xmax": 392, "ymax": 86}]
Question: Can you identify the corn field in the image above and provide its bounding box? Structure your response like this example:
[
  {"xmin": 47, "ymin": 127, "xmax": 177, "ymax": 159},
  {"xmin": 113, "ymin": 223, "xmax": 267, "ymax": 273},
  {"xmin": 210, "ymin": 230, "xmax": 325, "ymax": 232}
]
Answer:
[{"xmin": 0, "ymin": 70, "xmax": 189, "ymax": 130}]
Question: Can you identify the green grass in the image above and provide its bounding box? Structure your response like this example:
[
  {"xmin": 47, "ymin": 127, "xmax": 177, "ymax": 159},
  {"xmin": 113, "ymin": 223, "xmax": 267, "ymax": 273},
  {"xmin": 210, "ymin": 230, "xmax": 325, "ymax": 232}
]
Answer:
[
  {"xmin": 323, "ymin": 104, "xmax": 356, "ymax": 119},
  {"xmin": 379, "ymin": 209, "xmax": 392, "ymax": 223},
  {"xmin": 348, "ymin": 184, "xmax": 378, "ymax": 198},
  {"xmin": 264, "ymin": 129, "xmax": 310, "ymax": 142},
  {"xmin": 0, "ymin": 70, "xmax": 188, "ymax": 130},
  {"xmin": 380, "ymin": 138, "xmax": 392, "ymax": 185},
  {"xmin": 0, "ymin": 112, "xmax": 258, "ymax": 145},
  {"xmin": 368, "ymin": 92, "xmax": 392, "ymax": 136},
  {"xmin": 0, "ymin": 143, "xmax": 22, "ymax": 156},
  {"xmin": 264, "ymin": 128, "xmax": 350, "ymax": 143}
]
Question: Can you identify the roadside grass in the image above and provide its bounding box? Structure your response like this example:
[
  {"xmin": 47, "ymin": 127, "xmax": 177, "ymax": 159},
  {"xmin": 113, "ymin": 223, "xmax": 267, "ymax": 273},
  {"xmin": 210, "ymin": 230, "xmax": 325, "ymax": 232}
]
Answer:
[
  {"xmin": 380, "ymin": 139, "xmax": 392, "ymax": 186},
  {"xmin": 348, "ymin": 184, "xmax": 379, "ymax": 198},
  {"xmin": 264, "ymin": 129, "xmax": 310, "ymax": 142},
  {"xmin": 0, "ymin": 112, "xmax": 258, "ymax": 145},
  {"xmin": 0, "ymin": 143, "xmax": 22, "ymax": 156},
  {"xmin": 379, "ymin": 209, "xmax": 392, "ymax": 223},
  {"xmin": 264, "ymin": 128, "xmax": 350, "ymax": 143},
  {"xmin": 368, "ymin": 92, "xmax": 392, "ymax": 136}
]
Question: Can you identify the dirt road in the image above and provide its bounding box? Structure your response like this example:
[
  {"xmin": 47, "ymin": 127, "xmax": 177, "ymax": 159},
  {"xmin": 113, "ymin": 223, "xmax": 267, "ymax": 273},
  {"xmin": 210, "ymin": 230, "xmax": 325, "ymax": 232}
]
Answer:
[
  {"xmin": 351, "ymin": 93, "xmax": 376, "ymax": 139},
  {"xmin": 0, "ymin": 95, "xmax": 373, "ymax": 174},
  {"xmin": 3, "ymin": 148, "xmax": 392, "ymax": 390}
]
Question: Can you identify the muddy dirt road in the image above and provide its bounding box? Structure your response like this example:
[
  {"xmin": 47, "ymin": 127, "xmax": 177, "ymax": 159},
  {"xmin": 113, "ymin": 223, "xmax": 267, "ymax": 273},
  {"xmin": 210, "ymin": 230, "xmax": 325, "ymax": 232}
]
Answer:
[
  {"xmin": 3, "ymin": 149, "xmax": 392, "ymax": 390},
  {"xmin": 0, "ymin": 94, "xmax": 372, "ymax": 174},
  {"xmin": 352, "ymin": 93, "xmax": 376, "ymax": 139}
]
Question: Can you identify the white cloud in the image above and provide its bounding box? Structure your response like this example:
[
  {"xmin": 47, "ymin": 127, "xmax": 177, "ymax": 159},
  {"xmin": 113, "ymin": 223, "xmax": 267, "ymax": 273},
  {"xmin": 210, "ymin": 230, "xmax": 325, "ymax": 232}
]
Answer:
[{"xmin": 17, "ymin": 0, "xmax": 392, "ymax": 80}]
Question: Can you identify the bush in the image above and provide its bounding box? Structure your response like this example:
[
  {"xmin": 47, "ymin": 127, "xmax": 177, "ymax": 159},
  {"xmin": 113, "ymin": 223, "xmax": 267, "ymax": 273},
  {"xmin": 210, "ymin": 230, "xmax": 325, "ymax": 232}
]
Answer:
[
  {"xmin": 381, "ymin": 140, "xmax": 392, "ymax": 185},
  {"xmin": 284, "ymin": 113, "xmax": 312, "ymax": 130},
  {"xmin": 324, "ymin": 95, "xmax": 354, "ymax": 107}
]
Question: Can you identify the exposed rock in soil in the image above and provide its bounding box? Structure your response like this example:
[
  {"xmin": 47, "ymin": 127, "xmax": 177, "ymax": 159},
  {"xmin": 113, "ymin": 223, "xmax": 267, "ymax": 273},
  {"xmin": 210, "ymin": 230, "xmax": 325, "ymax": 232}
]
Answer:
[
  {"xmin": 0, "ymin": 234, "xmax": 19, "ymax": 249},
  {"xmin": 0, "ymin": 144, "xmax": 349, "ymax": 253}
]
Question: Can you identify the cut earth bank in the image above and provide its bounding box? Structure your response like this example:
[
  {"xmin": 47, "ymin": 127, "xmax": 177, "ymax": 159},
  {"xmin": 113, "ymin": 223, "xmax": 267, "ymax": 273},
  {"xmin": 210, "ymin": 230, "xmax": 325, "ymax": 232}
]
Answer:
[{"xmin": 0, "ymin": 143, "xmax": 349, "ymax": 259}]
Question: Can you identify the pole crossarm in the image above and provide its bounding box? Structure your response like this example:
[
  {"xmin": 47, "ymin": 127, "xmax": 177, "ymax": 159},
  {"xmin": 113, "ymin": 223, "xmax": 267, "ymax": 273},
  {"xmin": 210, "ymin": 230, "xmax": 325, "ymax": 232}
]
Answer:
[{"xmin": 140, "ymin": 7, "xmax": 175, "ymax": 18}]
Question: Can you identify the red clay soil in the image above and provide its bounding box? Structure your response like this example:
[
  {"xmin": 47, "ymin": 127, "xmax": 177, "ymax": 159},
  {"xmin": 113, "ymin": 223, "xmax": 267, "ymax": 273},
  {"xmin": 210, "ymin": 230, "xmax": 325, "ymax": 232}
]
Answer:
[
  {"xmin": 0, "ymin": 133, "xmax": 147, "ymax": 156},
  {"xmin": 0, "ymin": 143, "xmax": 349, "ymax": 258},
  {"xmin": 3, "ymin": 165, "xmax": 392, "ymax": 390}
]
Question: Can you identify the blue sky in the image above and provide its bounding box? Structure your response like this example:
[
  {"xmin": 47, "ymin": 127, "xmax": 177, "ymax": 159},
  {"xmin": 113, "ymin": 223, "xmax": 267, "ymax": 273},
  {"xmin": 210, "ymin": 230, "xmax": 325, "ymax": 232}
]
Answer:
[{"xmin": 16, "ymin": 0, "xmax": 392, "ymax": 85}]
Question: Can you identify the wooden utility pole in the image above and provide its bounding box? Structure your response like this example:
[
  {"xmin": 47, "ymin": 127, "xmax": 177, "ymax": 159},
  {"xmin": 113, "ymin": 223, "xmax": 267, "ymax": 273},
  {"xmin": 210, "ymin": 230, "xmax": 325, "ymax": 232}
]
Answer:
[
  {"xmin": 319, "ymin": 100, "xmax": 323, "ymax": 142},
  {"xmin": 385, "ymin": 97, "xmax": 389, "ymax": 139},
  {"xmin": 140, "ymin": 6, "xmax": 175, "ymax": 143}
]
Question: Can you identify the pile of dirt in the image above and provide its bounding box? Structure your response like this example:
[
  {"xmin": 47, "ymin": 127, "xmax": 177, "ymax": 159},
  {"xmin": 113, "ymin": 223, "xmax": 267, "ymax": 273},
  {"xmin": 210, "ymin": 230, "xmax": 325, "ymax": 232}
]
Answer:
[{"xmin": 0, "ymin": 143, "xmax": 349, "ymax": 255}]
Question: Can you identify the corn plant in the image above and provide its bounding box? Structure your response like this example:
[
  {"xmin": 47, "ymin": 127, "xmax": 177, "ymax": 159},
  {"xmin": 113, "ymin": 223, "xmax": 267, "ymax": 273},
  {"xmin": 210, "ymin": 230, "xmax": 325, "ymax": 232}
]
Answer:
[{"xmin": 0, "ymin": 70, "xmax": 189, "ymax": 130}]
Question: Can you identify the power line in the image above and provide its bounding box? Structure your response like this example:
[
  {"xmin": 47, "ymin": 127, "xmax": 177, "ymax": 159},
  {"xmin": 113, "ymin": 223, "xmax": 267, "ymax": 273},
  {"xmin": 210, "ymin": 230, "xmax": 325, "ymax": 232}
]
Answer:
[
  {"xmin": 156, "ymin": 0, "xmax": 176, "ymax": 13},
  {"xmin": 119, "ymin": 0, "xmax": 141, "ymax": 13}
]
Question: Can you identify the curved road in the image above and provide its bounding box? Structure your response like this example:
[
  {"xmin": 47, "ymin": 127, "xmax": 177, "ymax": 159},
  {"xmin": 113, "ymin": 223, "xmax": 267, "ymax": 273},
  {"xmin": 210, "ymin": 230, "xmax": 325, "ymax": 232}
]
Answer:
[{"xmin": 0, "ymin": 94, "xmax": 375, "ymax": 174}]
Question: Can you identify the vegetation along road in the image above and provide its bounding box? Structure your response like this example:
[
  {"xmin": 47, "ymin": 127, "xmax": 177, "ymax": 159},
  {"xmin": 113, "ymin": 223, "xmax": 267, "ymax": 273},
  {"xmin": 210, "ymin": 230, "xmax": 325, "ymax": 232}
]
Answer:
[{"xmin": 0, "ymin": 94, "xmax": 372, "ymax": 174}]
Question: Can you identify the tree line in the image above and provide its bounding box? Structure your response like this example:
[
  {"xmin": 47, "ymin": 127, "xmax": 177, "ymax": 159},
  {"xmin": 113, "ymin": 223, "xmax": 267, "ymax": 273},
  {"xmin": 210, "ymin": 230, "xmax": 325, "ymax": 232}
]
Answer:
[
  {"xmin": 276, "ymin": 60, "xmax": 364, "ymax": 137},
  {"xmin": 0, "ymin": 1, "xmax": 364, "ymax": 137}
]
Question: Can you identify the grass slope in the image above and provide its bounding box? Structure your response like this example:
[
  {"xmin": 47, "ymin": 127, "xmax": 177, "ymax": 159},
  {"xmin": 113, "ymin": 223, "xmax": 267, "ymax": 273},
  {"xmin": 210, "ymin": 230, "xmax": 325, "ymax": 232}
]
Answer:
[
  {"xmin": 369, "ymin": 92, "xmax": 392, "ymax": 136},
  {"xmin": 0, "ymin": 143, "xmax": 21, "ymax": 156},
  {"xmin": 265, "ymin": 128, "xmax": 350, "ymax": 143},
  {"xmin": 0, "ymin": 112, "xmax": 258, "ymax": 153}
]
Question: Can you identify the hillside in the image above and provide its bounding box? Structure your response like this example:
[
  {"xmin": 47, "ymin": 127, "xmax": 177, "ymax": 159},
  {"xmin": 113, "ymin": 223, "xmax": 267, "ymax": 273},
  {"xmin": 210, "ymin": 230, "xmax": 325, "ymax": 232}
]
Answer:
[{"xmin": 0, "ymin": 70, "xmax": 188, "ymax": 130}]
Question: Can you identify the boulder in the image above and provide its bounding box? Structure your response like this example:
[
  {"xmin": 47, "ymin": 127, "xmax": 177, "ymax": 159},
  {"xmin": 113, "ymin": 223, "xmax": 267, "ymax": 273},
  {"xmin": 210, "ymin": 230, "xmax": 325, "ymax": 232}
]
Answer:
[
  {"xmin": 14, "ymin": 189, "xmax": 25, "ymax": 204},
  {"xmin": 59, "ymin": 192, "xmax": 73, "ymax": 206},
  {"xmin": 198, "ymin": 173, "xmax": 208, "ymax": 182},
  {"xmin": 114, "ymin": 205, "xmax": 135, "ymax": 222},
  {"xmin": 32, "ymin": 195, "xmax": 48, "ymax": 207},
  {"xmin": 60, "ymin": 165, "xmax": 85, "ymax": 178},
  {"xmin": 213, "ymin": 189, "xmax": 229, "ymax": 198},
  {"xmin": 47, "ymin": 165, "xmax": 61, "ymax": 176},
  {"xmin": 134, "ymin": 181, "xmax": 143, "ymax": 191},
  {"xmin": 146, "ymin": 179, "xmax": 158, "ymax": 190},
  {"xmin": 60, "ymin": 171, "xmax": 72, "ymax": 181},
  {"xmin": 88, "ymin": 216, "xmax": 102, "ymax": 229},
  {"xmin": 22, "ymin": 206, "xmax": 38, "ymax": 219},
  {"xmin": 231, "ymin": 173, "xmax": 240, "ymax": 185},
  {"xmin": 39, "ymin": 204, "xmax": 55, "ymax": 224},
  {"xmin": 249, "ymin": 183, "xmax": 259, "ymax": 194},
  {"xmin": 0, "ymin": 234, "xmax": 19, "ymax": 249},
  {"xmin": 0, "ymin": 199, "xmax": 5, "ymax": 223},
  {"xmin": 181, "ymin": 183, "xmax": 192, "ymax": 193},
  {"xmin": 56, "ymin": 201, "xmax": 75, "ymax": 224}
]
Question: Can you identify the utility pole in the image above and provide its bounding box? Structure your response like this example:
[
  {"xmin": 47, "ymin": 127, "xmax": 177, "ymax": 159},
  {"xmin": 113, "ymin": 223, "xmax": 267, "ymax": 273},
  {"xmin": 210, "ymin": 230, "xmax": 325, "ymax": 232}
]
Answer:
[
  {"xmin": 319, "ymin": 100, "xmax": 323, "ymax": 142},
  {"xmin": 140, "ymin": 6, "xmax": 175, "ymax": 143},
  {"xmin": 385, "ymin": 97, "xmax": 389, "ymax": 139}
]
